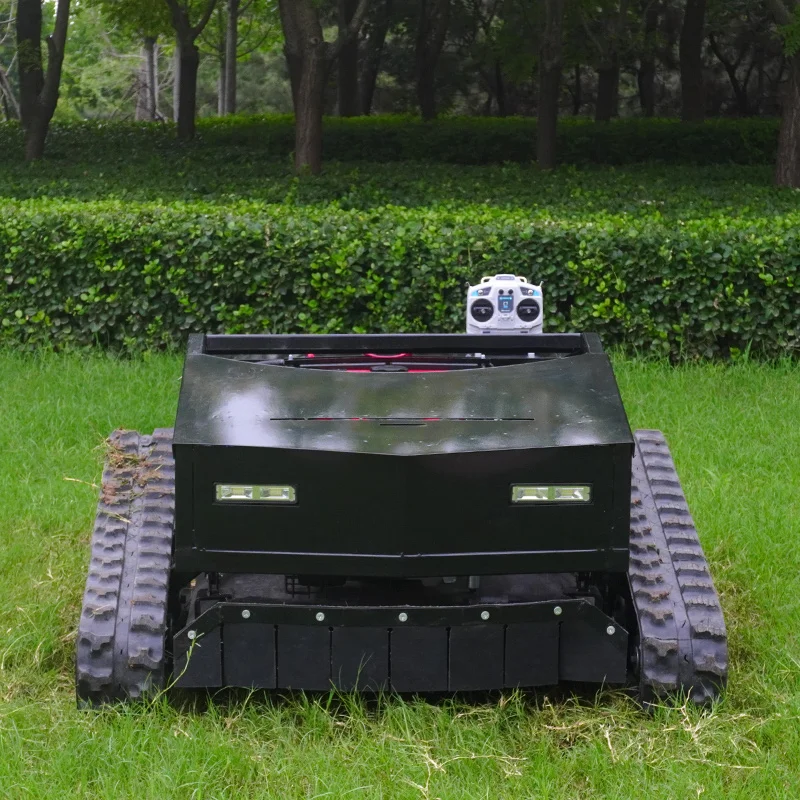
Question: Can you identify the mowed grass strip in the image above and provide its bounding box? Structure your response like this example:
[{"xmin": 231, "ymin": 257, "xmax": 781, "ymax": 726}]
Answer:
[{"xmin": 0, "ymin": 353, "xmax": 798, "ymax": 799}]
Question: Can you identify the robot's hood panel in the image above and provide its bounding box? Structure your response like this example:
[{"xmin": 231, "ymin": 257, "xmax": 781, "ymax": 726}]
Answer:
[{"xmin": 174, "ymin": 352, "xmax": 633, "ymax": 455}]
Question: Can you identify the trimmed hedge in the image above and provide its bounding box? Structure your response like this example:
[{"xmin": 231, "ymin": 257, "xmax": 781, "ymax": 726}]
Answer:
[
  {"xmin": 1, "ymin": 201, "xmax": 797, "ymax": 359},
  {"xmin": 0, "ymin": 116, "xmax": 780, "ymax": 166}
]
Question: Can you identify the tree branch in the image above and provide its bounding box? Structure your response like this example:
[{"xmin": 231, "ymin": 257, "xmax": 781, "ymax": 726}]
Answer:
[
  {"xmin": 581, "ymin": 15, "xmax": 605, "ymax": 57},
  {"xmin": 732, "ymin": 41, "xmax": 747, "ymax": 72},
  {"xmin": 277, "ymin": 0, "xmax": 301, "ymax": 56},
  {"xmin": 192, "ymin": 0, "xmax": 219, "ymax": 38},
  {"xmin": 41, "ymin": 0, "xmax": 70, "ymax": 115},
  {"xmin": 708, "ymin": 32, "xmax": 731, "ymax": 71},
  {"xmin": 236, "ymin": 27, "xmax": 275, "ymax": 58},
  {"xmin": 765, "ymin": 0, "xmax": 794, "ymax": 26},
  {"xmin": 329, "ymin": 0, "xmax": 370, "ymax": 60},
  {"xmin": 164, "ymin": 0, "xmax": 189, "ymax": 37},
  {"xmin": 0, "ymin": 64, "xmax": 20, "ymax": 118}
]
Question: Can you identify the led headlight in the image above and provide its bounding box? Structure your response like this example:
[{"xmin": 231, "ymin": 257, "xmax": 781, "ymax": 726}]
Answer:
[
  {"xmin": 511, "ymin": 485, "xmax": 591, "ymax": 503},
  {"xmin": 215, "ymin": 484, "xmax": 297, "ymax": 503}
]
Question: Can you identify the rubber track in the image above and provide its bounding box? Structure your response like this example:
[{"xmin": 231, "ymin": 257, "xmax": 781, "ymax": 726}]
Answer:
[
  {"xmin": 76, "ymin": 428, "xmax": 175, "ymax": 705},
  {"xmin": 629, "ymin": 430, "xmax": 728, "ymax": 703}
]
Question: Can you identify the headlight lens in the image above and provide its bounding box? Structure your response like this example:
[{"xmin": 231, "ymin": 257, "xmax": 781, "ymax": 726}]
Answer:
[
  {"xmin": 511, "ymin": 485, "xmax": 591, "ymax": 503},
  {"xmin": 215, "ymin": 484, "xmax": 297, "ymax": 503}
]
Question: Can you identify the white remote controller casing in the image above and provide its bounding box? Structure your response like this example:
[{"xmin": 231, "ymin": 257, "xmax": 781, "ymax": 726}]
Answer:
[{"xmin": 466, "ymin": 274, "xmax": 544, "ymax": 334}]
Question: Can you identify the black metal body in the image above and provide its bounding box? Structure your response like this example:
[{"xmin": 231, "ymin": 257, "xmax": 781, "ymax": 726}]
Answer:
[
  {"xmin": 165, "ymin": 333, "xmax": 637, "ymax": 692},
  {"xmin": 172, "ymin": 334, "xmax": 634, "ymax": 579}
]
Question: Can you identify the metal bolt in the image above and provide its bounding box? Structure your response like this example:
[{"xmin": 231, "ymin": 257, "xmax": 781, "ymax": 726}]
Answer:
[
  {"xmin": 481, "ymin": 611, "xmax": 490, "ymax": 621},
  {"xmin": 315, "ymin": 612, "xmax": 325, "ymax": 622},
  {"xmin": 606, "ymin": 625, "xmax": 616, "ymax": 636},
  {"xmin": 241, "ymin": 609, "xmax": 251, "ymax": 619},
  {"xmin": 187, "ymin": 630, "xmax": 197, "ymax": 640},
  {"xmin": 398, "ymin": 612, "xmax": 408, "ymax": 622},
  {"xmin": 553, "ymin": 606, "xmax": 563, "ymax": 616}
]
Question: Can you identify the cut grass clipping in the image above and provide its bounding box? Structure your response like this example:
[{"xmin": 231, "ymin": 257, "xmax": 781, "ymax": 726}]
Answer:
[{"xmin": 0, "ymin": 353, "xmax": 799, "ymax": 798}]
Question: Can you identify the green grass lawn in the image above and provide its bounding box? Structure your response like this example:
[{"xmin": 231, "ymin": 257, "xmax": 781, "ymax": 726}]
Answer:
[{"xmin": 1, "ymin": 353, "xmax": 799, "ymax": 798}]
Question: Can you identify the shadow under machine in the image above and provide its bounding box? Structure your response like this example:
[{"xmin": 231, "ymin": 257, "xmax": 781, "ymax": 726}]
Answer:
[{"xmin": 76, "ymin": 275, "xmax": 727, "ymax": 703}]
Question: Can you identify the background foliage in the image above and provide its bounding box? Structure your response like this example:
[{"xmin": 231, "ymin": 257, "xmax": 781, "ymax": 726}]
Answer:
[
  {"xmin": 1, "ymin": 151, "xmax": 797, "ymax": 358},
  {"xmin": 0, "ymin": 0, "xmax": 793, "ymax": 123},
  {"xmin": 0, "ymin": 114, "xmax": 782, "ymax": 165}
]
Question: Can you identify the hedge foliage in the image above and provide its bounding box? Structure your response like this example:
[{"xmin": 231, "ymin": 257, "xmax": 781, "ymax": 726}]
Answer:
[
  {"xmin": 1, "ymin": 199, "xmax": 797, "ymax": 359},
  {"xmin": 0, "ymin": 115, "xmax": 780, "ymax": 166},
  {"xmin": 0, "ymin": 120, "xmax": 793, "ymax": 358}
]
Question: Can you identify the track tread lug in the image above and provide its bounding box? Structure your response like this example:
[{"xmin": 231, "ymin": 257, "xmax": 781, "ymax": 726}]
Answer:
[
  {"xmin": 630, "ymin": 430, "xmax": 727, "ymax": 704},
  {"xmin": 76, "ymin": 428, "xmax": 175, "ymax": 706}
]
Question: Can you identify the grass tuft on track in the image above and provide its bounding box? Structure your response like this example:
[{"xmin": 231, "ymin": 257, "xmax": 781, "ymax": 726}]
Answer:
[{"xmin": 0, "ymin": 353, "xmax": 799, "ymax": 799}]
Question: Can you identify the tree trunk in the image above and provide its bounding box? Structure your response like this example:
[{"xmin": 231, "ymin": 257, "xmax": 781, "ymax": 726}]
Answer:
[
  {"xmin": 24, "ymin": 113, "xmax": 48, "ymax": 161},
  {"xmin": 225, "ymin": 0, "xmax": 239, "ymax": 114},
  {"xmin": 595, "ymin": 55, "xmax": 619, "ymax": 122},
  {"xmin": 495, "ymin": 60, "xmax": 507, "ymax": 116},
  {"xmin": 707, "ymin": 34, "xmax": 750, "ymax": 116},
  {"xmin": 338, "ymin": 0, "xmax": 360, "ymax": 115},
  {"xmin": 415, "ymin": 0, "xmax": 450, "ymax": 121},
  {"xmin": 136, "ymin": 47, "xmax": 150, "ymax": 120},
  {"xmin": 147, "ymin": 38, "xmax": 159, "ymax": 119},
  {"xmin": 505, "ymin": 79, "xmax": 519, "ymax": 116},
  {"xmin": 173, "ymin": 47, "xmax": 181, "ymax": 122},
  {"xmin": 218, "ymin": 51, "xmax": 226, "ymax": 115},
  {"xmin": 726, "ymin": 70, "xmax": 750, "ymax": 116},
  {"xmin": 279, "ymin": 0, "xmax": 370, "ymax": 173},
  {"xmin": 359, "ymin": 0, "xmax": 392, "ymax": 114},
  {"xmin": 165, "ymin": 0, "xmax": 219, "ymax": 136},
  {"xmin": 16, "ymin": 0, "xmax": 44, "ymax": 131},
  {"xmin": 482, "ymin": 73, "xmax": 493, "ymax": 114},
  {"xmin": 537, "ymin": 0, "xmax": 565, "ymax": 170},
  {"xmin": 176, "ymin": 38, "xmax": 200, "ymax": 139},
  {"xmin": 755, "ymin": 45, "xmax": 765, "ymax": 115},
  {"xmin": 775, "ymin": 52, "xmax": 800, "ymax": 187},
  {"xmin": 285, "ymin": 49, "xmax": 302, "ymax": 111},
  {"xmin": 638, "ymin": 61, "xmax": 656, "ymax": 116},
  {"xmin": 775, "ymin": 55, "xmax": 788, "ymax": 94},
  {"xmin": 638, "ymin": 0, "xmax": 658, "ymax": 117},
  {"xmin": 572, "ymin": 63, "xmax": 582, "ymax": 115},
  {"xmin": 295, "ymin": 45, "xmax": 328, "ymax": 172},
  {"xmin": 679, "ymin": 0, "xmax": 706, "ymax": 122},
  {"xmin": 136, "ymin": 37, "xmax": 159, "ymax": 120},
  {"xmin": 417, "ymin": 69, "xmax": 437, "ymax": 121},
  {"xmin": 16, "ymin": 0, "xmax": 71, "ymax": 161}
]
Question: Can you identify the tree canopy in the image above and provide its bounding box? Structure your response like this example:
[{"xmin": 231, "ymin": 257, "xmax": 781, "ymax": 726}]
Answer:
[{"xmin": 0, "ymin": 0, "xmax": 798, "ymax": 182}]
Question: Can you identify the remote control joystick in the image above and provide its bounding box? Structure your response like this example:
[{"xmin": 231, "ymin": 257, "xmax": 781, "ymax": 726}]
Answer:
[
  {"xmin": 470, "ymin": 298, "xmax": 494, "ymax": 322},
  {"xmin": 466, "ymin": 274, "xmax": 543, "ymax": 334}
]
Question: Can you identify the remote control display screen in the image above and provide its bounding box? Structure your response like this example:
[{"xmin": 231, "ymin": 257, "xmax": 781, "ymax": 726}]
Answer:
[{"xmin": 498, "ymin": 294, "xmax": 514, "ymax": 313}]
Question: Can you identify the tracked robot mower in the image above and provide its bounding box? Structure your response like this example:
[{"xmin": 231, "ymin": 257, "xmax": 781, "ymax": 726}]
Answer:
[{"xmin": 76, "ymin": 275, "xmax": 727, "ymax": 704}]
